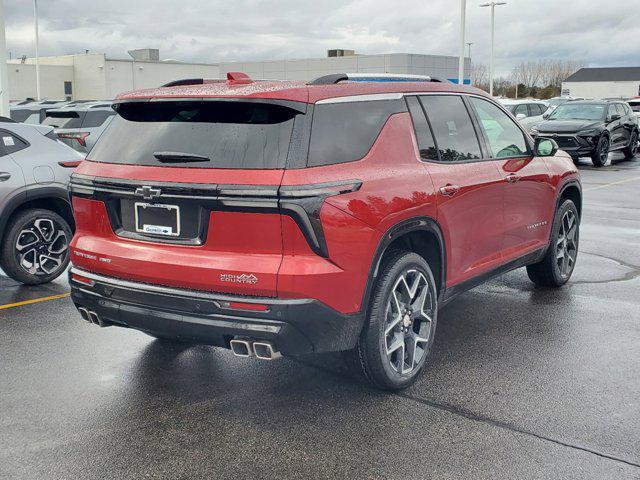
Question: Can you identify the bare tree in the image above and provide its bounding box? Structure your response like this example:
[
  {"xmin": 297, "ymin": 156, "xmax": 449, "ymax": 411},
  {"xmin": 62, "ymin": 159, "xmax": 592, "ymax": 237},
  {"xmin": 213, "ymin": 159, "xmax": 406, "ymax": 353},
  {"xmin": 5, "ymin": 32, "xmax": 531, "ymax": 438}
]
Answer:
[
  {"xmin": 471, "ymin": 62, "xmax": 488, "ymax": 88},
  {"xmin": 511, "ymin": 61, "xmax": 543, "ymax": 88},
  {"xmin": 540, "ymin": 59, "xmax": 584, "ymax": 89}
]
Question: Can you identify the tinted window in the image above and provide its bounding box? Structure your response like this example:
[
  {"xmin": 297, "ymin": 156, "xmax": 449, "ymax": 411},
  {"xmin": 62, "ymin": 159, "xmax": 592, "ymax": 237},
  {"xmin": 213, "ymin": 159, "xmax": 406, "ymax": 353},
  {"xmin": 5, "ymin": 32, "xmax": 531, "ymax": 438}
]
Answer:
[
  {"xmin": 419, "ymin": 95, "xmax": 482, "ymax": 162},
  {"xmin": 0, "ymin": 131, "xmax": 28, "ymax": 156},
  {"xmin": 308, "ymin": 99, "xmax": 405, "ymax": 166},
  {"xmin": 470, "ymin": 98, "xmax": 529, "ymax": 158},
  {"xmin": 43, "ymin": 111, "xmax": 86, "ymax": 129},
  {"xmin": 514, "ymin": 104, "xmax": 528, "ymax": 117},
  {"xmin": 629, "ymin": 102, "xmax": 640, "ymax": 112},
  {"xmin": 82, "ymin": 111, "xmax": 115, "ymax": 128},
  {"xmin": 615, "ymin": 104, "xmax": 626, "ymax": 117},
  {"xmin": 406, "ymin": 96, "xmax": 437, "ymax": 161},
  {"xmin": 10, "ymin": 109, "xmax": 36, "ymax": 123},
  {"xmin": 88, "ymin": 101, "xmax": 298, "ymax": 169}
]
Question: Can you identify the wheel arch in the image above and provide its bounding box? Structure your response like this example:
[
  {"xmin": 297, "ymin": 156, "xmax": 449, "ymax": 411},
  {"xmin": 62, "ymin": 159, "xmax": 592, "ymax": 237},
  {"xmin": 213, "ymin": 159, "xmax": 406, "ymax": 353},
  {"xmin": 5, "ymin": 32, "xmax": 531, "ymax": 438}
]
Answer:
[
  {"xmin": 558, "ymin": 179, "xmax": 582, "ymax": 219},
  {"xmin": 361, "ymin": 217, "xmax": 446, "ymax": 312}
]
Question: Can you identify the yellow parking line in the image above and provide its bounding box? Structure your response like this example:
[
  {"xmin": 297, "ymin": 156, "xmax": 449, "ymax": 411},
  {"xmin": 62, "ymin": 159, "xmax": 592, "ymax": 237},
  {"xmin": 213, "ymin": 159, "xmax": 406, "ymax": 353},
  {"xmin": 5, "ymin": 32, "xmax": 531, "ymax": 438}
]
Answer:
[
  {"xmin": 0, "ymin": 292, "xmax": 70, "ymax": 310},
  {"xmin": 584, "ymin": 176, "xmax": 640, "ymax": 192}
]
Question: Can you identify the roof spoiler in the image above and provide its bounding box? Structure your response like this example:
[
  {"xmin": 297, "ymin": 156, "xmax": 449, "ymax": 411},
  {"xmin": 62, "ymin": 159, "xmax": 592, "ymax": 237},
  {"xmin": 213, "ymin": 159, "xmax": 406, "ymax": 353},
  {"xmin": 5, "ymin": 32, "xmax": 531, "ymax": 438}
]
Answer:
[{"xmin": 308, "ymin": 73, "xmax": 447, "ymax": 85}]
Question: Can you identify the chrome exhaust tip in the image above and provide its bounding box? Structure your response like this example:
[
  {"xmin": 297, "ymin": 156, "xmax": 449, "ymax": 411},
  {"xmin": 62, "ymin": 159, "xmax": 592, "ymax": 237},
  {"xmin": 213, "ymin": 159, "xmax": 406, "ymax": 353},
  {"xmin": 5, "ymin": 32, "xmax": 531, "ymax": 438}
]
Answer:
[
  {"xmin": 77, "ymin": 307, "xmax": 90, "ymax": 322},
  {"xmin": 230, "ymin": 339, "xmax": 253, "ymax": 357},
  {"xmin": 87, "ymin": 310, "xmax": 107, "ymax": 327},
  {"xmin": 253, "ymin": 341, "xmax": 281, "ymax": 360}
]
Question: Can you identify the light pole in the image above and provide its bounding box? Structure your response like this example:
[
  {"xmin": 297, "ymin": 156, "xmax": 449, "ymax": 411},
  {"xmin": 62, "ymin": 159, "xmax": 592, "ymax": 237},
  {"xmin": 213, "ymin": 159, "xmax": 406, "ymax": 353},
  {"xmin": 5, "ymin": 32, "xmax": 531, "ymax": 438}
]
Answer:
[
  {"xmin": 480, "ymin": 1, "xmax": 506, "ymax": 96},
  {"xmin": 458, "ymin": 0, "xmax": 466, "ymax": 85},
  {"xmin": 466, "ymin": 42, "xmax": 474, "ymax": 85},
  {"xmin": 0, "ymin": 0, "xmax": 8, "ymax": 116},
  {"xmin": 33, "ymin": 0, "xmax": 40, "ymax": 101}
]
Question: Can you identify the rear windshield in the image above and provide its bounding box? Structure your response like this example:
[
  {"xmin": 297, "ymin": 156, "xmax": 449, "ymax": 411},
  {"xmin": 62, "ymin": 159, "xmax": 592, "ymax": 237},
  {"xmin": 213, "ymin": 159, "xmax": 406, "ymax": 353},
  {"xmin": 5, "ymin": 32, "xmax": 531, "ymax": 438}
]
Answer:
[
  {"xmin": 10, "ymin": 109, "xmax": 37, "ymax": 123},
  {"xmin": 82, "ymin": 110, "xmax": 115, "ymax": 128},
  {"xmin": 43, "ymin": 111, "xmax": 86, "ymax": 129},
  {"xmin": 87, "ymin": 101, "xmax": 298, "ymax": 169}
]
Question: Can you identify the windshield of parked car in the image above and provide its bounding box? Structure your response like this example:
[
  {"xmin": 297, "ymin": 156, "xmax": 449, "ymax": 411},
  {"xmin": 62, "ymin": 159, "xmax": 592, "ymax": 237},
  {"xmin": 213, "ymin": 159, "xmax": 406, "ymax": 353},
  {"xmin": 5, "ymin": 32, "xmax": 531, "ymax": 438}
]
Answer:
[{"xmin": 548, "ymin": 104, "xmax": 605, "ymax": 121}]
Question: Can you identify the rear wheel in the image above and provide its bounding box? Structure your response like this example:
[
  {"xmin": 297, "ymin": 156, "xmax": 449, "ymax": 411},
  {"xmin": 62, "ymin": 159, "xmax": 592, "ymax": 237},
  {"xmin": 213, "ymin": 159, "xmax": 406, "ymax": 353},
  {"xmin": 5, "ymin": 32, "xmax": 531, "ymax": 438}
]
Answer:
[
  {"xmin": 353, "ymin": 250, "xmax": 438, "ymax": 391},
  {"xmin": 591, "ymin": 136, "xmax": 609, "ymax": 167},
  {"xmin": 527, "ymin": 199, "xmax": 579, "ymax": 287},
  {"xmin": 0, "ymin": 209, "xmax": 71, "ymax": 285},
  {"xmin": 622, "ymin": 131, "xmax": 638, "ymax": 159}
]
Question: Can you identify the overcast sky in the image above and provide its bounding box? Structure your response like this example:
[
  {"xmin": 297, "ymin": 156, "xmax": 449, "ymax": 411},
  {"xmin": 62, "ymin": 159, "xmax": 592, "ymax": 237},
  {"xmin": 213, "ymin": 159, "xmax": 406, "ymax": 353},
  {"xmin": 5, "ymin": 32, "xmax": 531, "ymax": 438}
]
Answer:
[{"xmin": 3, "ymin": 0, "xmax": 638, "ymax": 76}]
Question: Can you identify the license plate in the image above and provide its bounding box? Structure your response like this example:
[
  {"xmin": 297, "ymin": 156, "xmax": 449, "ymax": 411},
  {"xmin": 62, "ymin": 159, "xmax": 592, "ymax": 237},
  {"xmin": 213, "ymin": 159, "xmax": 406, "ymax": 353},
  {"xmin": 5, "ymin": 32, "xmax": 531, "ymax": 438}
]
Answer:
[{"xmin": 134, "ymin": 202, "xmax": 180, "ymax": 237}]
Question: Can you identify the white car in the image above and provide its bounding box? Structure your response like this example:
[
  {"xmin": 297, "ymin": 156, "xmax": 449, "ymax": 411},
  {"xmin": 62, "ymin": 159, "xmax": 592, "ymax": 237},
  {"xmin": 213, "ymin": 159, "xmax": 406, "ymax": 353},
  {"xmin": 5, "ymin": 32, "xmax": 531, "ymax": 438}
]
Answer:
[
  {"xmin": 626, "ymin": 98, "xmax": 640, "ymax": 126},
  {"xmin": 499, "ymin": 99, "xmax": 552, "ymax": 132}
]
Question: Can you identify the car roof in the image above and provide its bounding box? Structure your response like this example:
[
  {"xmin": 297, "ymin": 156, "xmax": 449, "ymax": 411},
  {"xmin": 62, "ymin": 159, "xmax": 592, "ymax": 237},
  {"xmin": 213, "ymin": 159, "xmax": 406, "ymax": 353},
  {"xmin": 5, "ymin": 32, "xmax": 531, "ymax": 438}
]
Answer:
[
  {"xmin": 116, "ymin": 73, "xmax": 489, "ymax": 105},
  {"xmin": 499, "ymin": 99, "xmax": 545, "ymax": 105},
  {"xmin": 48, "ymin": 101, "xmax": 113, "ymax": 112}
]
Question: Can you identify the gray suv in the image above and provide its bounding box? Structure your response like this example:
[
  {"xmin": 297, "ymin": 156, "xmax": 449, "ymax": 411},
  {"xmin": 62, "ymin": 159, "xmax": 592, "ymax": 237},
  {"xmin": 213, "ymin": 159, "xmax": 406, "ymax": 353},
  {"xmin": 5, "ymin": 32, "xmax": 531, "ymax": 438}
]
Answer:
[
  {"xmin": 42, "ymin": 101, "xmax": 115, "ymax": 153},
  {"xmin": 0, "ymin": 119, "xmax": 84, "ymax": 284}
]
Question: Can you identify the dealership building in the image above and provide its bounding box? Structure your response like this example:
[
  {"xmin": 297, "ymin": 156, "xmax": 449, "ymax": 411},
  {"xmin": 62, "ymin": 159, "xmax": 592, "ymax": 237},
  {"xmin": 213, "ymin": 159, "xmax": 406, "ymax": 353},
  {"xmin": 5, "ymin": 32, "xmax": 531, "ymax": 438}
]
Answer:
[
  {"xmin": 561, "ymin": 67, "xmax": 640, "ymax": 98},
  {"xmin": 7, "ymin": 49, "xmax": 470, "ymax": 101}
]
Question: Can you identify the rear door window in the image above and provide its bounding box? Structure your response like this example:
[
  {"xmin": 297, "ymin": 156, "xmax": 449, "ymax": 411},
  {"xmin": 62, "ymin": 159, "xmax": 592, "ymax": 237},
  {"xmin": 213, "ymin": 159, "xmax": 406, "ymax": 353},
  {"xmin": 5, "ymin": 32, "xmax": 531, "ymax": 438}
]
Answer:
[
  {"xmin": 419, "ymin": 95, "xmax": 482, "ymax": 162},
  {"xmin": 88, "ymin": 101, "xmax": 299, "ymax": 169},
  {"xmin": 307, "ymin": 99, "xmax": 406, "ymax": 166}
]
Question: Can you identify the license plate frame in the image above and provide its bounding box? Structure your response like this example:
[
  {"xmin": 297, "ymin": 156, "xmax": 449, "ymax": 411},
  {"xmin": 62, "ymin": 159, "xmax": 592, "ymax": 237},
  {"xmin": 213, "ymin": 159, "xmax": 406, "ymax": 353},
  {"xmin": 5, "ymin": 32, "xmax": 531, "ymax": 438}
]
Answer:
[{"xmin": 134, "ymin": 202, "xmax": 181, "ymax": 237}]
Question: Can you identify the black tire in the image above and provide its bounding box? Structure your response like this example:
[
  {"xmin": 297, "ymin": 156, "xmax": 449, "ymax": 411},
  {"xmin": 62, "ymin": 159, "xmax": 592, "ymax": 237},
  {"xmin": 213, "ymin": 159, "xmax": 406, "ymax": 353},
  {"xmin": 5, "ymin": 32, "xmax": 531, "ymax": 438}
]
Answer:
[
  {"xmin": 353, "ymin": 250, "xmax": 438, "ymax": 391},
  {"xmin": 527, "ymin": 199, "xmax": 579, "ymax": 287},
  {"xmin": 591, "ymin": 135, "xmax": 609, "ymax": 167},
  {"xmin": 0, "ymin": 209, "xmax": 71, "ymax": 285},
  {"xmin": 622, "ymin": 130, "xmax": 638, "ymax": 159}
]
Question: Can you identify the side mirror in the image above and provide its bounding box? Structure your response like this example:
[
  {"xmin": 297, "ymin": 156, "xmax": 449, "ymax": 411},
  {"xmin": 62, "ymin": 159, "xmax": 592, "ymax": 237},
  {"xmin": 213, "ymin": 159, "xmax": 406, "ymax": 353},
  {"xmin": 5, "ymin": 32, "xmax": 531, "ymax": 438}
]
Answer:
[
  {"xmin": 609, "ymin": 114, "xmax": 621, "ymax": 122},
  {"xmin": 534, "ymin": 137, "xmax": 558, "ymax": 157},
  {"xmin": 516, "ymin": 113, "xmax": 526, "ymax": 120},
  {"xmin": 542, "ymin": 112, "xmax": 551, "ymax": 120}
]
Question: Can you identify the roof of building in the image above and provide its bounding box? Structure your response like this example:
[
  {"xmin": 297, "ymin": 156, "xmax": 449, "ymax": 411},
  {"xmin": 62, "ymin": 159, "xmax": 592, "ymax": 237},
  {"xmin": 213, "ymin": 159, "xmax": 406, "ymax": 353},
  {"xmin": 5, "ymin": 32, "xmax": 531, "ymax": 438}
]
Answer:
[
  {"xmin": 565, "ymin": 67, "xmax": 640, "ymax": 83},
  {"xmin": 116, "ymin": 74, "xmax": 485, "ymax": 104}
]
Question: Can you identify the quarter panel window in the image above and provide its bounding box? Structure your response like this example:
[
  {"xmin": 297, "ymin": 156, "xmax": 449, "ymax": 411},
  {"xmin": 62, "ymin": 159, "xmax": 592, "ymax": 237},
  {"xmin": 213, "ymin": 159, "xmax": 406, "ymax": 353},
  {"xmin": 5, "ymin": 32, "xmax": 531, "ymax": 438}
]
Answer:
[
  {"xmin": 470, "ymin": 97, "xmax": 529, "ymax": 158},
  {"xmin": 406, "ymin": 96, "xmax": 438, "ymax": 161},
  {"xmin": 0, "ymin": 131, "xmax": 28, "ymax": 156},
  {"xmin": 419, "ymin": 95, "xmax": 482, "ymax": 162}
]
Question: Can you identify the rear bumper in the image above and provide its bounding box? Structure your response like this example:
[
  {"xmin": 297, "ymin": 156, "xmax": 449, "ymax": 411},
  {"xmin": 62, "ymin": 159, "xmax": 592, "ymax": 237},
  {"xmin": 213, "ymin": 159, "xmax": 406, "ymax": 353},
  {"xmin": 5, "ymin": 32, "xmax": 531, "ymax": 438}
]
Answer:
[{"xmin": 69, "ymin": 268, "xmax": 364, "ymax": 355}]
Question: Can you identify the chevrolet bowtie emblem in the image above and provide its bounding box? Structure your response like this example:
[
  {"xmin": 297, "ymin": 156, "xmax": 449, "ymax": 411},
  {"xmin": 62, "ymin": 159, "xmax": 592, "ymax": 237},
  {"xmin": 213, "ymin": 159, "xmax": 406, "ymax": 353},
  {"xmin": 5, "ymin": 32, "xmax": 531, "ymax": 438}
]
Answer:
[{"xmin": 135, "ymin": 186, "xmax": 162, "ymax": 201}]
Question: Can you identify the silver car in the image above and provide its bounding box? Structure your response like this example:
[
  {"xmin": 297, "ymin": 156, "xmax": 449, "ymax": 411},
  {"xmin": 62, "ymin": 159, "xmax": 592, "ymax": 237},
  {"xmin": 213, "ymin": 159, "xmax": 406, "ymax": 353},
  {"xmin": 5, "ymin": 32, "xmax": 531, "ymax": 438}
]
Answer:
[
  {"xmin": 10, "ymin": 100, "xmax": 71, "ymax": 125},
  {"xmin": 42, "ymin": 101, "xmax": 115, "ymax": 153},
  {"xmin": 0, "ymin": 118, "xmax": 84, "ymax": 284}
]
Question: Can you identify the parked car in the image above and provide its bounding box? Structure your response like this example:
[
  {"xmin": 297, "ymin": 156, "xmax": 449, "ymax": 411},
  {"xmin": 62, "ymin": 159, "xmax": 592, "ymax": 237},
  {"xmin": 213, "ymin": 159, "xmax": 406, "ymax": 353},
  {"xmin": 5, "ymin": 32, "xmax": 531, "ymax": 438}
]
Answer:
[
  {"xmin": 10, "ymin": 100, "xmax": 70, "ymax": 125},
  {"xmin": 531, "ymin": 100, "xmax": 639, "ymax": 166},
  {"xmin": 68, "ymin": 72, "xmax": 581, "ymax": 390},
  {"xmin": 0, "ymin": 119, "xmax": 84, "ymax": 285},
  {"xmin": 500, "ymin": 99, "xmax": 552, "ymax": 132},
  {"xmin": 547, "ymin": 96, "xmax": 584, "ymax": 111},
  {"xmin": 42, "ymin": 101, "xmax": 116, "ymax": 153},
  {"xmin": 626, "ymin": 98, "xmax": 640, "ymax": 125}
]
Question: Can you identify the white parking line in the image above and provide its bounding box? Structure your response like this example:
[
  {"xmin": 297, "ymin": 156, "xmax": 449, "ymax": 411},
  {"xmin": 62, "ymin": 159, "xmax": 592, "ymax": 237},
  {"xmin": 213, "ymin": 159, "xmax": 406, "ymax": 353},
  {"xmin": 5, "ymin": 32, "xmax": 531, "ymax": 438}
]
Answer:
[{"xmin": 583, "ymin": 176, "xmax": 640, "ymax": 192}]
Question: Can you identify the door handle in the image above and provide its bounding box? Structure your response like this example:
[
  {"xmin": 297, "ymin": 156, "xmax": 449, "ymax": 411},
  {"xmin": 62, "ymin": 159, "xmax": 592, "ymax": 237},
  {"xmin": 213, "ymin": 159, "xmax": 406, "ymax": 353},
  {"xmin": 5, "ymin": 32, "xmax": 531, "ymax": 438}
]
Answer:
[
  {"xmin": 439, "ymin": 184, "xmax": 460, "ymax": 196},
  {"xmin": 0, "ymin": 172, "xmax": 11, "ymax": 182},
  {"xmin": 506, "ymin": 173, "xmax": 520, "ymax": 184}
]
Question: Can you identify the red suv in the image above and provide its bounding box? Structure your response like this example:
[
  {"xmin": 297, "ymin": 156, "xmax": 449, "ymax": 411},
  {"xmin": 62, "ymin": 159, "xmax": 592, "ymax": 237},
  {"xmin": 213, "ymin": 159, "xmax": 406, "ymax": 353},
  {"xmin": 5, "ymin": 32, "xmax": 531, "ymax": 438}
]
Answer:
[{"xmin": 68, "ymin": 73, "xmax": 581, "ymax": 390}]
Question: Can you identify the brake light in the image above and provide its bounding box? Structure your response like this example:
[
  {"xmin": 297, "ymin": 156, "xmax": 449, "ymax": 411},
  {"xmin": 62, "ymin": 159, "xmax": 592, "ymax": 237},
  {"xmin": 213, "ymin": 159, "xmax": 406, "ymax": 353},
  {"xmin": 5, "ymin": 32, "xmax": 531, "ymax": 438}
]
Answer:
[
  {"xmin": 57, "ymin": 131, "xmax": 90, "ymax": 147},
  {"xmin": 58, "ymin": 160, "xmax": 83, "ymax": 168}
]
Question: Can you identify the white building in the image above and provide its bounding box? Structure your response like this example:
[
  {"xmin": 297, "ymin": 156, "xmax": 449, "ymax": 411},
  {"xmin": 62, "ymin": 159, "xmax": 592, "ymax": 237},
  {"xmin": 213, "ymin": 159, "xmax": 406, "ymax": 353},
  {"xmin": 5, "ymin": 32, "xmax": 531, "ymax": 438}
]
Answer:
[
  {"xmin": 7, "ymin": 49, "xmax": 470, "ymax": 102},
  {"xmin": 562, "ymin": 67, "xmax": 640, "ymax": 99}
]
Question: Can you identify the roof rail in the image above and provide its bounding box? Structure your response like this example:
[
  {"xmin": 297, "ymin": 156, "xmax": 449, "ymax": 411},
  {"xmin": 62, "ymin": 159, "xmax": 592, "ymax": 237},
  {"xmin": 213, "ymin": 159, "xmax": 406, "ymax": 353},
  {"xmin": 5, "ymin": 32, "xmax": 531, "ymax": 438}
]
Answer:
[
  {"xmin": 308, "ymin": 73, "xmax": 447, "ymax": 85},
  {"xmin": 162, "ymin": 78, "xmax": 205, "ymax": 88}
]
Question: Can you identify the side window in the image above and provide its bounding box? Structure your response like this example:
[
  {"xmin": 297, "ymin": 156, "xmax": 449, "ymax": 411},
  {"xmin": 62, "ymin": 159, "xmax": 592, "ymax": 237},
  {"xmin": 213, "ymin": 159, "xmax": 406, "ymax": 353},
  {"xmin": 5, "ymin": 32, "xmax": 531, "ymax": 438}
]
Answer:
[
  {"xmin": 307, "ymin": 99, "xmax": 406, "ymax": 167},
  {"xmin": 0, "ymin": 131, "xmax": 29, "ymax": 156},
  {"xmin": 615, "ymin": 104, "xmax": 626, "ymax": 117},
  {"xmin": 531, "ymin": 104, "xmax": 544, "ymax": 116},
  {"xmin": 406, "ymin": 96, "xmax": 438, "ymax": 161},
  {"xmin": 469, "ymin": 97, "xmax": 529, "ymax": 158},
  {"xmin": 607, "ymin": 104, "xmax": 618, "ymax": 119},
  {"xmin": 419, "ymin": 95, "xmax": 482, "ymax": 162},
  {"xmin": 514, "ymin": 104, "xmax": 528, "ymax": 117}
]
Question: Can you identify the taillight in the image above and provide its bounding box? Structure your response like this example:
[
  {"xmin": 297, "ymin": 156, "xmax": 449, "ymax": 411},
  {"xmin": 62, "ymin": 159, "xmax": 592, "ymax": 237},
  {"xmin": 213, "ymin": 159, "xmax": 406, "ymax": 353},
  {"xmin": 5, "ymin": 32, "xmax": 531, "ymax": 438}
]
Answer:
[
  {"xmin": 57, "ymin": 131, "xmax": 90, "ymax": 147},
  {"xmin": 58, "ymin": 160, "xmax": 83, "ymax": 168},
  {"xmin": 221, "ymin": 301, "xmax": 270, "ymax": 312},
  {"xmin": 71, "ymin": 272, "xmax": 95, "ymax": 286}
]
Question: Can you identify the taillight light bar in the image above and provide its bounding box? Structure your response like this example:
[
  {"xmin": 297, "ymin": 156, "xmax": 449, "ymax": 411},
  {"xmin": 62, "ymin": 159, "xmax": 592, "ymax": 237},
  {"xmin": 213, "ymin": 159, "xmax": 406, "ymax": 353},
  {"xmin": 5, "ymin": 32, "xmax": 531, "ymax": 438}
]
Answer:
[{"xmin": 57, "ymin": 131, "xmax": 90, "ymax": 147}]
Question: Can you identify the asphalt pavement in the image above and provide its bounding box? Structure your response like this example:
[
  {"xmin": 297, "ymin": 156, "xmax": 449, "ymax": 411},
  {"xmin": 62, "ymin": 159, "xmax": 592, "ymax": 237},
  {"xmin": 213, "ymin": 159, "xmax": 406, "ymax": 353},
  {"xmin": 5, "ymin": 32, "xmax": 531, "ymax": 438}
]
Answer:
[{"xmin": 2, "ymin": 154, "xmax": 640, "ymax": 480}]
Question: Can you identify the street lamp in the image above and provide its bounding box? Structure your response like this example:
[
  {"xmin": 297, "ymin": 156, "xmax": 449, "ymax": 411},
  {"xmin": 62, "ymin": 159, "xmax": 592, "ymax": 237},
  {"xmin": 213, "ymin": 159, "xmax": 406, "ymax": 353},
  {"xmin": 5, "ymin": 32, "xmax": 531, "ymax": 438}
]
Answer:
[
  {"xmin": 0, "ymin": 0, "xmax": 8, "ymax": 116},
  {"xmin": 480, "ymin": 1, "xmax": 506, "ymax": 96},
  {"xmin": 458, "ymin": 0, "xmax": 466, "ymax": 85},
  {"xmin": 34, "ymin": 0, "xmax": 40, "ymax": 101},
  {"xmin": 466, "ymin": 42, "xmax": 474, "ymax": 85}
]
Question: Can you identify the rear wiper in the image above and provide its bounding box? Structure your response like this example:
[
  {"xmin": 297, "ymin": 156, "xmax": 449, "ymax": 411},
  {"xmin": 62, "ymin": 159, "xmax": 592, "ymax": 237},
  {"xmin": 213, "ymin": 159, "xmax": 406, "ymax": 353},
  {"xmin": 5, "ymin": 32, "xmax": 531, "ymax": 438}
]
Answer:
[{"xmin": 153, "ymin": 151, "xmax": 211, "ymax": 163}]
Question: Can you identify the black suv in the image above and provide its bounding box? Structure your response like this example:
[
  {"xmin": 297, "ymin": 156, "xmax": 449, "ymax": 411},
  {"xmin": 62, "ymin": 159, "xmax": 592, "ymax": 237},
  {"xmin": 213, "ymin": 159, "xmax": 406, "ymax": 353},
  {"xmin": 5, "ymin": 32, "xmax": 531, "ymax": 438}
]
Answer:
[{"xmin": 532, "ymin": 100, "xmax": 638, "ymax": 166}]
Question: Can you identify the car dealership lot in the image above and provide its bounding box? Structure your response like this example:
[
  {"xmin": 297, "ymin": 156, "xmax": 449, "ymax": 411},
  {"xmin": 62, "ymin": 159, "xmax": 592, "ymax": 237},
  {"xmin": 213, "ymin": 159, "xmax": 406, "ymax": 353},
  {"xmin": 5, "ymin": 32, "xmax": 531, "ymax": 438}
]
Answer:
[{"xmin": 2, "ymin": 155, "xmax": 640, "ymax": 479}]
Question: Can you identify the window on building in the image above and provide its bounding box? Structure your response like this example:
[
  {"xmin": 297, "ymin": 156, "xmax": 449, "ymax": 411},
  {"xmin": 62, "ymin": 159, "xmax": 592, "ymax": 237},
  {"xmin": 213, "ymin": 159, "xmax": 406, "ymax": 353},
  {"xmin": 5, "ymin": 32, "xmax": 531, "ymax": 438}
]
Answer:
[{"xmin": 64, "ymin": 81, "xmax": 73, "ymax": 96}]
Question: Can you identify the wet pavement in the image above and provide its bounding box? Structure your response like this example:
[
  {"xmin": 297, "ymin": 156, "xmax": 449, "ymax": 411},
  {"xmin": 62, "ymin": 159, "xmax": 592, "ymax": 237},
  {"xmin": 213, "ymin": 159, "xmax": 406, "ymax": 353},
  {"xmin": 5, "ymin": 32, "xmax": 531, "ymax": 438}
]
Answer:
[{"xmin": 2, "ymin": 155, "xmax": 640, "ymax": 479}]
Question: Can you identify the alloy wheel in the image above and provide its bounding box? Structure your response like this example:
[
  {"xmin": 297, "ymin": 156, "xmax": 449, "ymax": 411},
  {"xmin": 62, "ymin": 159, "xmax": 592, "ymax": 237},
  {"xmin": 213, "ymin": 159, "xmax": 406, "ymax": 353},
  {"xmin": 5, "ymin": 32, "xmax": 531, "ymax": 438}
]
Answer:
[
  {"xmin": 15, "ymin": 218, "xmax": 69, "ymax": 275},
  {"xmin": 599, "ymin": 138, "xmax": 609, "ymax": 163},
  {"xmin": 556, "ymin": 210, "xmax": 578, "ymax": 279},
  {"xmin": 383, "ymin": 269, "xmax": 435, "ymax": 375},
  {"xmin": 631, "ymin": 133, "xmax": 639, "ymax": 157}
]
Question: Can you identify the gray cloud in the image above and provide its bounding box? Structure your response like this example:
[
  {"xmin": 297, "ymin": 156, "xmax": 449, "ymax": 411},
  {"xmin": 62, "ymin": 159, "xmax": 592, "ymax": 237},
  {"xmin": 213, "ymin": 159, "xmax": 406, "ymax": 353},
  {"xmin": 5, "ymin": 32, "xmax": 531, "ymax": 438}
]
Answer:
[{"xmin": 4, "ymin": 0, "xmax": 638, "ymax": 76}]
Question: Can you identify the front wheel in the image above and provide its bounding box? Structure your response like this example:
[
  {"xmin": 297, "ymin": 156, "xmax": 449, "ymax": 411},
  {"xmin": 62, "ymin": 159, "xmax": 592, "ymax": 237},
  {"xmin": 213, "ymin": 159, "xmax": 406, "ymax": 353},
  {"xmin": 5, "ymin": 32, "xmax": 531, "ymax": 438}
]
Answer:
[
  {"xmin": 0, "ymin": 209, "xmax": 71, "ymax": 285},
  {"xmin": 353, "ymin": 251, "xmax": 438, "ymax": 391},
  {"xmin": 591, "ymin": 136, "xmax": 609, "ymax": 167},
  {"xmin": 527, "ymin": 199, "xmax": 579, "ymax": 287}
]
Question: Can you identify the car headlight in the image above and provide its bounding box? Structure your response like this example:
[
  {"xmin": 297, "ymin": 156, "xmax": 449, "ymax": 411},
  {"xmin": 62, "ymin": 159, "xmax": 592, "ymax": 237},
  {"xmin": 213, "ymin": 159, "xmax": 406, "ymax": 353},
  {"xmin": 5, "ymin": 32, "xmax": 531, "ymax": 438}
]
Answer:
[{"xmin": 577, "ymin": 129, "xmax": 598, "ymax": 136}]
